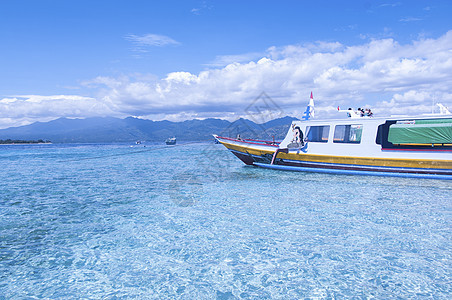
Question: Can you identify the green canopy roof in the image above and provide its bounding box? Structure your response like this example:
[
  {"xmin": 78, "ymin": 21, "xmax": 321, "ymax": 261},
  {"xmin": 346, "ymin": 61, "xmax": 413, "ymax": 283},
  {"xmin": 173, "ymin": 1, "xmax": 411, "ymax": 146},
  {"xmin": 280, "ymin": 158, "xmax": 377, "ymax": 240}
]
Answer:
[{"xmin": 388, "ymin": 119, "xmax": 452, "ymax": 144}]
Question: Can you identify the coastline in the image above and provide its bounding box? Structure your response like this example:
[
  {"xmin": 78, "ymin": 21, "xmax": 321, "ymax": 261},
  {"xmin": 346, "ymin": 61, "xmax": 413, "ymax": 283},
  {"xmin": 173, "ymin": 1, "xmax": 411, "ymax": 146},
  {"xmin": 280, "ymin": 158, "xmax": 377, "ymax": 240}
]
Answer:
[
  {"xmin": 0, "ymin": 142, "xmax": 52, "ymax": 145},
  {"xmin": 0, "ymin": 139, "xmax": 52, "ymax": 145}
]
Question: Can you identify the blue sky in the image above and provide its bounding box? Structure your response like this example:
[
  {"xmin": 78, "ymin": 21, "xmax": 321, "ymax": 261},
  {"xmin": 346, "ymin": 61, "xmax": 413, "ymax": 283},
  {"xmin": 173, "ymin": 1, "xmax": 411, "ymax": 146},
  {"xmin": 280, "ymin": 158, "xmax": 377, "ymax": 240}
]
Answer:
[{"xmin": 1, "ymin": 0, "xmax": 452, "ymax": 128}]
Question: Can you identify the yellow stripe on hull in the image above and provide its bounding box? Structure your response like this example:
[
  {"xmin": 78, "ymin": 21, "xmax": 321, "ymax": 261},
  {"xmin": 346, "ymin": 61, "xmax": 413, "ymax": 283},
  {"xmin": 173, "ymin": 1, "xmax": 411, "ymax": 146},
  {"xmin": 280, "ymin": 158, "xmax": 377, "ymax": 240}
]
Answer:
[{"xmin": 221, "ymin": 141, "xmax": 452, "ymax": 170}]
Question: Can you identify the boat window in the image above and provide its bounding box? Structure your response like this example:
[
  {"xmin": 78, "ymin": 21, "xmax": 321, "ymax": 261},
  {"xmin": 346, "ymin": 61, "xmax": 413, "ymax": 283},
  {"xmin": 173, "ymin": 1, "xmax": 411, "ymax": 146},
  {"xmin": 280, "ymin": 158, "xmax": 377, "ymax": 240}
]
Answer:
[
  {"xmin": 306, "ymin": 125, "xmax": 330, "ymax": 142},
  {"xmin": 375, "ymin": 124, "xmax": 383, "ymax": 145},
  {"xmin": 334, "ymin": 125, "xmax": 363, "ymax": 143}
]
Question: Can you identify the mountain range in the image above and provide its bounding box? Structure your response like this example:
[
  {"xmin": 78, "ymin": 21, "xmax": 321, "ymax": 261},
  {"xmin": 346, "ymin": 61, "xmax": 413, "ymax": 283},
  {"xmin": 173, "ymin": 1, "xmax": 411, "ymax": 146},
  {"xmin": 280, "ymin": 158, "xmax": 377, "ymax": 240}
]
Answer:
[{"xmin": 0, "ymin": 116, "xmax": 298, "ymax": 143}]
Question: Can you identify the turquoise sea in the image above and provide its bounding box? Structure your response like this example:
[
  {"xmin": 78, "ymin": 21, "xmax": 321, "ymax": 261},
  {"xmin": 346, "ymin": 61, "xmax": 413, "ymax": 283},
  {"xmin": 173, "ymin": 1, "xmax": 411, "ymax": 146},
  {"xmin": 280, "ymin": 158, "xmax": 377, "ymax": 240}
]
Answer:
[{"xmin": 1, "ymin": 142, "xmax": 451, "ymax": 299}]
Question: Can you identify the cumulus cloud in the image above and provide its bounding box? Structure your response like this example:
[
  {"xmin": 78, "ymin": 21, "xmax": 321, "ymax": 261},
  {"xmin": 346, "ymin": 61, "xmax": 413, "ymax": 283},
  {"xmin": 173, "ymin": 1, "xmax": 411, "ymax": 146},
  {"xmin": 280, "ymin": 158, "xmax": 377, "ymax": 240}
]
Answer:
[
  {"xmin": 1, "ymin": 30, "xmax": 452, "ymax": 128},
  {"xmin": 206, "ymin": 52, "xmax": 265, "ymax": 67},
  {"xmin": 0, "ymin": 95, "xmax": 115, "ymax": 129}
]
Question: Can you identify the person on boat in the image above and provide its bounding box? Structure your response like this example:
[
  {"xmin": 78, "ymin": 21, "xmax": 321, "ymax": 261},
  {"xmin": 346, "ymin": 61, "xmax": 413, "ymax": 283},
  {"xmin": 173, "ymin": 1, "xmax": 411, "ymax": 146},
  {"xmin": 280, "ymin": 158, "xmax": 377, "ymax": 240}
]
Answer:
[
  {"xmin": 358, "ymin": 108, "xmax": 365, "ymax": 117},
  {"xmin": 236, "ymin": 134, "xmax": 242, "ymax": 140}
]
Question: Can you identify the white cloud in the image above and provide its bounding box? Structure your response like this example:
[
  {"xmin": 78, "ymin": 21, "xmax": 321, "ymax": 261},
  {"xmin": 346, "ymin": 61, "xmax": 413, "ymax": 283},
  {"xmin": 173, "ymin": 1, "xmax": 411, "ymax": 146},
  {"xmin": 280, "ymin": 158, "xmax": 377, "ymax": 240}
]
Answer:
[
  {"xmin": 125, "ymin": 33, "xmax": 180, "ymax": 54},
  {"xmin": 0, "ymin": 95, "xmax": 116, "ymax": 129},
  {"xmin": 125, "ymin": 33, "xmax": 180, "ymax": 46},
  {"xmin": 206, "ymin": 52, "xmax": 265, "ymax": 67},
  {"xmin": 399, "ymin": 17, "xmax": 423, "ymax": 22},
  {"xmin": 190, "ymin": 2, "xmax": 212, "ymax": 15},
  {"xmin": 380, "ymin": 3, "xmax": 402, "ymax": 8},
  {"xmin": 2, "ymin": 31, "xmax": 452, "ymax": 129},
  {"xmin": 375, "ymin": 90, "xmax": 452, "ymax": 116}
]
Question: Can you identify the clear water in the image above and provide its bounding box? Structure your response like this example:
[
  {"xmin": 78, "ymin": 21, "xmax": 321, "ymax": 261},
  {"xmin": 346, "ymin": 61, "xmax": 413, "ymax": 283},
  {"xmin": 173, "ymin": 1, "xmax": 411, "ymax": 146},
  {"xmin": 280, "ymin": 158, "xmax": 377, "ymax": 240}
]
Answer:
[{"xmin": 0, "ymin": 143, "xmax": 451, "ymax": 299}]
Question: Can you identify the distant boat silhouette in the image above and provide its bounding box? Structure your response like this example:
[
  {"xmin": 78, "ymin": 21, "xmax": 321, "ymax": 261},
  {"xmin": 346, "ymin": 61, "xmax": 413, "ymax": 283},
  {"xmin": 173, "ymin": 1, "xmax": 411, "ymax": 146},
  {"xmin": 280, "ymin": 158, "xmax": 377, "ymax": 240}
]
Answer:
[{"xmin": 165, "ymin": 137, "xmax": 176, "ymax": 145}]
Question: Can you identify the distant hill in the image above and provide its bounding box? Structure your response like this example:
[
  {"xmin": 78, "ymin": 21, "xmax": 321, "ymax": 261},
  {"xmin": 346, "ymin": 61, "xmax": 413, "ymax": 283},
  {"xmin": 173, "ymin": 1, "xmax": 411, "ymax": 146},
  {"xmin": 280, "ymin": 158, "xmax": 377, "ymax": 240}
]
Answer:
[{"xmin": 0, "ymin": 116, "xmax": 299, "ymax": 143}]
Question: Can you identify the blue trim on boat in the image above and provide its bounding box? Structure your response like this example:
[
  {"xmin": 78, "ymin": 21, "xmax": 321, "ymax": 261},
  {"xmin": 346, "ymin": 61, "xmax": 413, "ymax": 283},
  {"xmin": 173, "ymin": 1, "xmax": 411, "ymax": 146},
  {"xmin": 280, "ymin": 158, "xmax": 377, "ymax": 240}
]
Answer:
[
  {"xmin": 254, "ymin": 162, "xmax": 452, "ymax": 180},
  {"xmin": 230, "ymin": 149, "xmax": 452, "ymax": 175},
  {"xmin": 278, "ymin": 157, "xmax": 452, "ymax": 174}
]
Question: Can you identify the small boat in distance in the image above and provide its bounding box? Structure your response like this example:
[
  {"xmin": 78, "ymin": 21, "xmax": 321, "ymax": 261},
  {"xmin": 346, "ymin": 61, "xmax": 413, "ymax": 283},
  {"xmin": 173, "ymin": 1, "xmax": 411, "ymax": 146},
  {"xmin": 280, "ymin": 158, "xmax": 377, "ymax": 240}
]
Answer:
[
  {"xmin": 215, "ymin": 93, "xmax": 452, "ymax": 180},
  {"xmin": 165, "ymin": 137, "xmax": 176, "ymax": 145}
]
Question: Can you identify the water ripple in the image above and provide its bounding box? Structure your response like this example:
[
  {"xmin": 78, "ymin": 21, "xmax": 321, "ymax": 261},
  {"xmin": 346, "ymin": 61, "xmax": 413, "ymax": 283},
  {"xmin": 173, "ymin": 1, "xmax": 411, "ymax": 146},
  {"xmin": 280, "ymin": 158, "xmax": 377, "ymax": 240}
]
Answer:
[{"xmin": 0, "ymin": 143, "xmax": 451, "ymax": 298}]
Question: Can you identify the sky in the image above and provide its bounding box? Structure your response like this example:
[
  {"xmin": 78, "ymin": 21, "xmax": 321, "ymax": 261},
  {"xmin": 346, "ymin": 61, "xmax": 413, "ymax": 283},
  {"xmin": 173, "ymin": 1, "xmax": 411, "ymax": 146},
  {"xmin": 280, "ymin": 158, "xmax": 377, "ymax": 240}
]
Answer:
[{"xmin": 1, "ymin": 0, "xmax": 452, "ymax": 129}]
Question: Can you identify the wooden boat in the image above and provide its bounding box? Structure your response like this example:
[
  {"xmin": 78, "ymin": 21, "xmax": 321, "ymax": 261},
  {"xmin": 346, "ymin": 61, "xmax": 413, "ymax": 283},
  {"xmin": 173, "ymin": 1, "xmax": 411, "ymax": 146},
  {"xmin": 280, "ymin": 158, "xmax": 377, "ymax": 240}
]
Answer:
[{"xmin": 214, "ymin": 94, "xmax": 452, "ymax": 180}]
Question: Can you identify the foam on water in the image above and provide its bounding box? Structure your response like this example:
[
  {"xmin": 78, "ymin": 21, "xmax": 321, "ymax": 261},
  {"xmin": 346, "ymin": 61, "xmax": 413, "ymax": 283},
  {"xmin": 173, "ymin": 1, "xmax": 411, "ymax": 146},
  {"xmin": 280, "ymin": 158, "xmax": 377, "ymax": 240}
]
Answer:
[{"xmin": 0, "ymin": 143, "xmax": 451, "ymax": 298}]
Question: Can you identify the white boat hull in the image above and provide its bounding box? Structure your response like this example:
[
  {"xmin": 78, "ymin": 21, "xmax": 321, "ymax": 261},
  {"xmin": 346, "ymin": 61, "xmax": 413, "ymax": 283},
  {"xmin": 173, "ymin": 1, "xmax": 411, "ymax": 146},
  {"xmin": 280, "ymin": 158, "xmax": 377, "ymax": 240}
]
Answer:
[{"xmin": 214, "ymin": 115, "xmax": 452, "ymax": 180}]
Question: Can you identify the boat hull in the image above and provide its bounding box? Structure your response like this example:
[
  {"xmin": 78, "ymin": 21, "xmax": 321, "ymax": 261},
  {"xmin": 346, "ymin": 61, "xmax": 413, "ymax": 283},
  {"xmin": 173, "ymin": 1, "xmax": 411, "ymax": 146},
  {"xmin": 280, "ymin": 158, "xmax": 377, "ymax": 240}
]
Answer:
[
  {"xmin": 165, "ymin": 137, "xmax": 176, "ymax": 145},
  {"xmin": 216, "ymin": 136, "xmax": 452, "ymax": 180},
  {"xmin": 254, "ymin": 163, "xmax": 452, "ymax": 180}
]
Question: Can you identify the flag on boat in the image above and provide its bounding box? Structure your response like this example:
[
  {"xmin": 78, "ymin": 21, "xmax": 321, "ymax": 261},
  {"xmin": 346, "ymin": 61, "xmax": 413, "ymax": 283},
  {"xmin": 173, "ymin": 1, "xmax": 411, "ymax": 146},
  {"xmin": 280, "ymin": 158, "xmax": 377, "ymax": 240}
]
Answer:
[{"xmin": 302, "ymin": 91, "xmax": 315, "ymax": 120}]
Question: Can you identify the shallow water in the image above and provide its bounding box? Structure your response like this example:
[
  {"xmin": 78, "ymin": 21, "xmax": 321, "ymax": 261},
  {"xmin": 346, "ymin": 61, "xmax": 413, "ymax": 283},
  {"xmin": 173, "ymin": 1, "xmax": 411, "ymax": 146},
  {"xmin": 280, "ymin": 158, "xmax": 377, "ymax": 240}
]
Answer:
[{"xmin": 1, "ymin": 143, "xmax": 451, "ymax": 298}]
